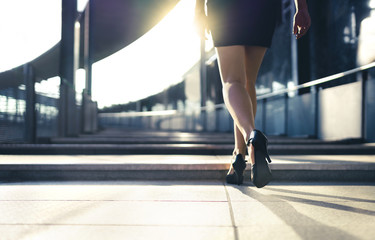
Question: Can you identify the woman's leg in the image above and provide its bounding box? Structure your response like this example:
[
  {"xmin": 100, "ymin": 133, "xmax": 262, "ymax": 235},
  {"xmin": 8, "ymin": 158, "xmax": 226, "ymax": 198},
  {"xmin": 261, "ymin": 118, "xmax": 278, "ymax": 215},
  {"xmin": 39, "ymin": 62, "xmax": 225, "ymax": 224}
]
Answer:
[
  {"xmin": 245, "ymin": 46, "xmax": 267, "ymax": 118},
  {"xmin": 233, "ymin": 123, "xmax": 246, "ymax": 156},
  {"xmin": 216, "ymin": 46, "xmax": 253, "ymax": 141},
  {"xmin": 216, "ymin": 45, "xmax": 266, "ymax": 164},
  {"xmin": 244, "ymin": 46, "xmax": 267, "ymax": 164}
]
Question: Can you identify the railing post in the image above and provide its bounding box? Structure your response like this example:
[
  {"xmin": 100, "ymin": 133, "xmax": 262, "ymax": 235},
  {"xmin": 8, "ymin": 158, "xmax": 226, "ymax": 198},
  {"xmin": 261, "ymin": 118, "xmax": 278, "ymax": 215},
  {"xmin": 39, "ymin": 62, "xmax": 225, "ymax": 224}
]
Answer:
[
  {"xmin": 23, "ymin": 63, "xmax": 36, "ymax": 143},
  {"xmin": 284, "ymin": 93, "xmax": 289, "ymax": 136},
  {"xmin": 361, "ymin": 70, "xmax": 368, "ymax": 141},
  {"xmin": 312, "ymin": 85, "xmax": 319, "ymax": 138},
  {"xmin": 4, "ymin": 90, "xmax": 9, "ymax": 122},
  {"xmin": 13, "ymin": 87, "xmax": 19, "ymax": 123},
  {"xmin": 262, "ymin": 98, "xmax": 267, "ymax": 133},
  {"xmin": 81, "ymin": 90, "xmax": 91, "ymax": 133}
]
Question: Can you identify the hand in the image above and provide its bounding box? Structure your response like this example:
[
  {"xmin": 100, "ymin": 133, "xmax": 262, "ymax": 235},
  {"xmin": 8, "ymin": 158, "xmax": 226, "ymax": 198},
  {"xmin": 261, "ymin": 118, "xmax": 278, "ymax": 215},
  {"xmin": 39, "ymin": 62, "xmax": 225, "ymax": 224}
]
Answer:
[{"xmin": 293, "ymin": 8, "xmax": 311, "ymax": 39}]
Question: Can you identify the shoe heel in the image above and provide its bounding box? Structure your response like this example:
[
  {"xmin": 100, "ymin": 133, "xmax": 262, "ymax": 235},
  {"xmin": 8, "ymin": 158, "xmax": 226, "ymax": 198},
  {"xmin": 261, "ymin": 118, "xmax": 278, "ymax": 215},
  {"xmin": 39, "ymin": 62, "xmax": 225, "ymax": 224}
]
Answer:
[
  {"xmin": 248, "ymin": 130, "xmax": 272, "ymax": 188},
  {"xmin": 226, "ymin": 154, "xmax": 247, "ymax": 185},
  {"xmin": 232, "ymin": 157, "xmax": 246, "ymax": 185}
]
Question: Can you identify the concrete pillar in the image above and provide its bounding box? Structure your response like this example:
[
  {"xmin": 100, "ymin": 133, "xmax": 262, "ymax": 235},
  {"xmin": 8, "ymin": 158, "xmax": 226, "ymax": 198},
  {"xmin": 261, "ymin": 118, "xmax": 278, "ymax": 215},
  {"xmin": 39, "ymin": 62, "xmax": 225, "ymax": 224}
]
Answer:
[
  {"xmin": 81, "ymin": 0, "xmax": 95, "ymax": 133},
  {"xmin": 200, "ymin": 38, "xmax": 207, "ymax": 107},
  {"xmin": 84, "ymin": 0, "xmax": 93, "ymax": 96},
  {"xmin": 200, "ymin": 38, "xmax": 207, "ymax": 131},
  {"xmin": 59, "ymin": 0, "xmax": 78, "ymax": 137},
  {"xmin": 23, "ymin": 63, "xmax": 36, "ymax": 143}
]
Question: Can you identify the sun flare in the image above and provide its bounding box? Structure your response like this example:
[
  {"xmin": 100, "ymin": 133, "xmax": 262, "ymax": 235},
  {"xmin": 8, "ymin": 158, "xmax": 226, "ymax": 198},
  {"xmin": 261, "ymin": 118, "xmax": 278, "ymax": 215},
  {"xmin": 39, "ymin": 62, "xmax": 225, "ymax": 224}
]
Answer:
[{"xmin": 91, "ymin": 0, "xmax": 202, "ymax": 108}]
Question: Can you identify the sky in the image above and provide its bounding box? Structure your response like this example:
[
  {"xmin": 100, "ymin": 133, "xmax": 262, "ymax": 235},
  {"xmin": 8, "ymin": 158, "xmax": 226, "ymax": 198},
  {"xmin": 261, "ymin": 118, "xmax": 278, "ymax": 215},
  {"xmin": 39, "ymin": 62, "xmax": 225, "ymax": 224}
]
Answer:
[
  {"xmin": 0, "ymin": 0, "xmax": 203, "ymax": 108},
  {"xmin": 0, "ymin": 0, "xmax": 62, "ymax": 72}
]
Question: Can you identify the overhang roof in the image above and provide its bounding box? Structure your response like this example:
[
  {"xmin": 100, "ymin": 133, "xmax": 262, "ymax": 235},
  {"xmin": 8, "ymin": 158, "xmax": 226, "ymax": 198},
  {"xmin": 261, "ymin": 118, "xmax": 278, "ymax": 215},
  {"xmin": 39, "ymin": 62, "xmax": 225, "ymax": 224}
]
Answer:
[{"xmin": 0, "ymin": 0, "xmax": 179, "ymax": 89}]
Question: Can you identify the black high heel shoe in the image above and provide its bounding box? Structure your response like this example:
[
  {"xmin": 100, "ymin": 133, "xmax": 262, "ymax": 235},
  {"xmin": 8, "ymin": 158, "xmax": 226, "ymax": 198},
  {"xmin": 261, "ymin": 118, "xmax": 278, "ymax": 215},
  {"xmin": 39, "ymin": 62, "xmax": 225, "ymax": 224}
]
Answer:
[
  {"xmin": 226, "ymin": 154, "xmax": 247, "ymax": 185},
  {"xmin": 248, "ymin": 130, "xmax": 272, "ymax": 188}
]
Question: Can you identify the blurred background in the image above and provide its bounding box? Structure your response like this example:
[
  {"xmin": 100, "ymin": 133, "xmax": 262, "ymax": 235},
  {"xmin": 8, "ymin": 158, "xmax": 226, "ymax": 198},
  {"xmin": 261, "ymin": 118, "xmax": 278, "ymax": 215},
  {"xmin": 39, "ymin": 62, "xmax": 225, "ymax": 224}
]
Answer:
[{"xmin": 0, "ymin": 0, "xmax": 375, "ymax": 143}]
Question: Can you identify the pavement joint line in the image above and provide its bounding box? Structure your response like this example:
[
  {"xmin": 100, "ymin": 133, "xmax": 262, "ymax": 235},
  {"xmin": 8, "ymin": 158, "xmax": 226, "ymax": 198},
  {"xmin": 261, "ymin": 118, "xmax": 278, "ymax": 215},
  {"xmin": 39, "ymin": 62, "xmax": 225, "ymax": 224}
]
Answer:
[
  {"xmin": 224, "ymin": 183, "xmax": 239, "ymax": 240},
  {"xmin": 0, "ymin": 223, "xmax": 233, "ymax": 228},
  {"xmin": 2, "ymin": 199, "xmax": 372, "ymax": 203},
  {"xmin": 0, "ymin": 200, "xmax": 229, "ymax": 203}
]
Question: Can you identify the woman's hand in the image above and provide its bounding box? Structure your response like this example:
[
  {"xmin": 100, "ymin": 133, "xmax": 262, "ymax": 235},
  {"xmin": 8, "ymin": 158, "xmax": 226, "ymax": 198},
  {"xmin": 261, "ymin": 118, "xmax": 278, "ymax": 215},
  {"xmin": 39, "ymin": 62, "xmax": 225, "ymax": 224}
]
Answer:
[{"xmin": 293, "ymin": 8, "xmax": 311, "ymax": 39}]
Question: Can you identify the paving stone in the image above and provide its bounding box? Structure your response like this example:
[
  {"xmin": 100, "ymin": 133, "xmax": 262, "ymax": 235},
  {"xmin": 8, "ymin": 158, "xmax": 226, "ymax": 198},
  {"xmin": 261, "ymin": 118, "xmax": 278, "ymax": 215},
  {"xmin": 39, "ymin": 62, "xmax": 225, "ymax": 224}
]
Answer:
[
  {"xmin": 0, "ymin": 201, "xmax": 232, "ymax": 226},
  {"xmin": 228, "ymin": 183, "xmax": 375, "ymax": 240},
  {"xmin": 0, "ymin": 181, "xmax": 227, "ymax": 201},
  {"xmin": 234, "ymin": 201, "xmax": 375, "ymax": 240},
  {"xmin": 0, "ymin": 226, "xmax": 235, "ymax": 240}
]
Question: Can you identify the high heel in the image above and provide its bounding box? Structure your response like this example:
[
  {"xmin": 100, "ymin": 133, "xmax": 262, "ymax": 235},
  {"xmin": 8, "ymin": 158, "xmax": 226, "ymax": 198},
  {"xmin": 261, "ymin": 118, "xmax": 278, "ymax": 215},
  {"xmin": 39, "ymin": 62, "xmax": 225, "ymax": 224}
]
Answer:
[
  {"xmin": 226, "ymin": 154, "xmax": 247, "ymax": 185},
  {"xmin": 247, "ymin": 129, "xmax": 272, "ymax": 188}
]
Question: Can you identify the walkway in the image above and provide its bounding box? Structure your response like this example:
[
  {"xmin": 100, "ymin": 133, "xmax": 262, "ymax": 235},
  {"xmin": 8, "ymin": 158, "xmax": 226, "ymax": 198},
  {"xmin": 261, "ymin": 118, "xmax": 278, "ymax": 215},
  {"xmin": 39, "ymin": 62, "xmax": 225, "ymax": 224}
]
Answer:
[{"xmin": 0, "ymin": 180, "xmax": 374, "ymax": 240}]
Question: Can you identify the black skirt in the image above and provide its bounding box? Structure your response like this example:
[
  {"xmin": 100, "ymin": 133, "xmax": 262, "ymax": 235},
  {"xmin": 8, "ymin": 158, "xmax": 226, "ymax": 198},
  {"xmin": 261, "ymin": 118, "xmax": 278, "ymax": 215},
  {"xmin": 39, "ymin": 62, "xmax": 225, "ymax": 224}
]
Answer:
[{"xmin": 206, "ymin": 0, "xmax": 281, "ymax": 48}]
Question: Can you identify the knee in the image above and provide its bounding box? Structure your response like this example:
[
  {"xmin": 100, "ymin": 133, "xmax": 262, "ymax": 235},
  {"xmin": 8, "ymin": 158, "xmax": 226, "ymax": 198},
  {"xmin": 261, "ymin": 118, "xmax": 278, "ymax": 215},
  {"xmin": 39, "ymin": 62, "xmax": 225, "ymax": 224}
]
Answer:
[
  {"xmin": 222, "ymin": 80, "xmax": 245, "ymax": 90},
  {"xmin": 222, "ymin": 81, "xmax": 245, "ymax": 95}
]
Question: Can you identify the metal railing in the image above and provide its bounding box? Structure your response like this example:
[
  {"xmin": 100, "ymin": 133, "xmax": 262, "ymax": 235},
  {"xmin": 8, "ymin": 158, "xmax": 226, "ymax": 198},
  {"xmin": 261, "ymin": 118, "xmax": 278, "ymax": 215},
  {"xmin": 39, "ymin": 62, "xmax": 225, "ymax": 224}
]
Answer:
[
  {"xmin": 255, "ymin": 61, "xmax": 375, "ymax": 139},
  {"xmin": 257, "ymin": 62, "xmax": 375, "ymax": 100},
  {"xmin": 0, "ymin": 63, "xmax": 98, "ymax": 143},
  {"xmin": 99, "ymin": 62, "xmax": 375, "ymax": 141}
]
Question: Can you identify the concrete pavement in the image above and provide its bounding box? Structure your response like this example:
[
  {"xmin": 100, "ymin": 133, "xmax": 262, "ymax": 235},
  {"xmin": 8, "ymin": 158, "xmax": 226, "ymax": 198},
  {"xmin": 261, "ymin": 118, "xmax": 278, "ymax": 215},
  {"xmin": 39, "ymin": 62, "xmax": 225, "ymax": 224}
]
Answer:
[{"xmin": 0, "ymin": 180, "xmax": 374, "ymax": 240}]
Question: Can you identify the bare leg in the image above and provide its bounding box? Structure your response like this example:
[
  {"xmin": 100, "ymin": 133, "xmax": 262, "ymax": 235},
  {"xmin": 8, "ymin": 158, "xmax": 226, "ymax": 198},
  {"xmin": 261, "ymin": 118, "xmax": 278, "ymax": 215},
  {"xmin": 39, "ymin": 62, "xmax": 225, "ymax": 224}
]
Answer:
[
  {"xmin": 216, "ymin": 45, "xmax": 266, "ymax": 165},
  {"xmin": 245, "ymin": 46, "xmax": 266, "ymax": 117},
  {"xmin": 216, "ymin": 46, "xmax": 254, "ymax": 141},
  {"xmin": 233, "ymin": 73, "xmax": 258, "ymax": 158},
  {"xmin": 245, "ymin": 46, "xmax": 267, "ymax": 164},
  {"xmin": 233, "ymin": 123, "xmax": 246, "ymax": 156}
]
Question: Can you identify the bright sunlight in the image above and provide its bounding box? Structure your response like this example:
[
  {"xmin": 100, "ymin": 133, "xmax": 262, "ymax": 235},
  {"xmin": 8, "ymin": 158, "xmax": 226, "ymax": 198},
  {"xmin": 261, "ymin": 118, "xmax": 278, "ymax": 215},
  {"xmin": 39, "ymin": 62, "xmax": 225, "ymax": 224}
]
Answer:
[
  {"xmin": 91, "ymin": 0, "xmax": 201, "ymax": 108},
  {"xmin": 0, "ymin": 0, "xmax": 61, "ymax": 72}
]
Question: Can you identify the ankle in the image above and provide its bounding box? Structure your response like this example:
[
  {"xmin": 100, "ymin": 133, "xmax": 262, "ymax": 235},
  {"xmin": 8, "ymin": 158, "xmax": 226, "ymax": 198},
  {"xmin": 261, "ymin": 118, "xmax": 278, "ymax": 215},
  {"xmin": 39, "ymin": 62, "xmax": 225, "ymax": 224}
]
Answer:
[
  {"xmin": 244, "ymin": 130, "xmax": 255, "ymax": 146},
  {"xmin": 233, "ymin": 148, "xmax": 246, "ymax": 157}
]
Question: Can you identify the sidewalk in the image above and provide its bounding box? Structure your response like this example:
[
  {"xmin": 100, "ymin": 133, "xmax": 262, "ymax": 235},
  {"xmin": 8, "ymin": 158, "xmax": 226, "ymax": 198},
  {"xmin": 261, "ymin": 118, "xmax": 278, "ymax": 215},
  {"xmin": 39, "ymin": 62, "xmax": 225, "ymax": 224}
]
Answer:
[{"xmin": 0, "ymin": 180, "xmax": 374, "ymax": 240}]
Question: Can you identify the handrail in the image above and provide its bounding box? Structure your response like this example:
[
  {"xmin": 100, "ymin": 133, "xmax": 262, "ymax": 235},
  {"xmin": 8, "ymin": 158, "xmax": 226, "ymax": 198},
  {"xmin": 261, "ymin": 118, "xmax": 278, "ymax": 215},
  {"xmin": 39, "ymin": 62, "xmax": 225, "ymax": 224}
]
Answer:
[
  {"xmin": 99, "ymin": 62, "xmax": 375, "ymax": 117},
  {"xmin": 257, "ymin": 61, "xmax": 375, "ymax": 100},
  {"xmin": 100, "ymin": 109, "xmax": 178, "ymax": 117}
]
